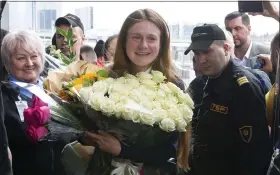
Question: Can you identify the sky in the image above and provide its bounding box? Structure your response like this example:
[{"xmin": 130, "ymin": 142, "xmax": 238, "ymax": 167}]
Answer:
[{"xmin": 59, "ymin": 1, "xmax": 279, "ymax": 35}]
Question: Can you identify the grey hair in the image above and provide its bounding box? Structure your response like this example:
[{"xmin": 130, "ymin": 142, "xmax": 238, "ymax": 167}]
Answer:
[{"xmin": 1, "ymin": 30, "xmax": 45, "ymax": 73}]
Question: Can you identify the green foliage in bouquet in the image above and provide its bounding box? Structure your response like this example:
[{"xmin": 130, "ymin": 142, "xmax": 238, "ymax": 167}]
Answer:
[{"xmin": 47, "ymin": 27, "xmax": 77, "ymax": 65}]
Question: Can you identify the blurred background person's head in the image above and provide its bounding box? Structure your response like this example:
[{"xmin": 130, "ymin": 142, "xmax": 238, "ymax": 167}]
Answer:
[
  {"xmin": 104, "ymin": 34, "xmax": 118, "ymax": 63},
  {"xmin": 80, "ymin": 44, "xmax": 97, "ymax": 64},
  {"xmin": 54, "ymin": 13, "xmax": 85, "ymax": 60},
  {"xmin": 94, "ymin": 40, "xmax": 105, "ymax": 60},
  {"xmin": 224, "ymin": 12, "xmax": 251, "ymax": 49}
]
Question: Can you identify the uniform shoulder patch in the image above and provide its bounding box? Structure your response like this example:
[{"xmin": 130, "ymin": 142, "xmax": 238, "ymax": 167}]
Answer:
[
  {"xmin": 234, "ymin": 72, "xmax": 249, "ymax": 86},
  {"xmin": 239, "ymin": 126, "xmax": 252, "ymax": 143},
  {"xmin": 236, "ymin": 76, "xmax": 249, "ymax": 86}
]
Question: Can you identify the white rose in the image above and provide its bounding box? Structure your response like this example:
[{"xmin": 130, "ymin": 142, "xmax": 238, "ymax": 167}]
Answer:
[
  {"xmin": 155, "ymin": 89, "xmax": 166, "ymax": 100},
  {"xmin": 167, "ymin": 107, "xmax": 183, "ymax": 120},
  {"xmin": 140, "ymin": 79, "xmax": 157, "ymax": 89},
  {"xmin": 166, "ymin": 94, "xmax": 179, "ymax": 104},
  {"xmin": 141, "ymin": 100, "xmax": 153, "ymax": 111},
  {"xmin": 129, "ymin": 89, "xmax": 147, "ymax": 103},
  {"xmin": 142, "ymin": 89, "xmax": 156, "ymax": 101},
  {"xmin": 159, "ymin": 83, "xmax": 173, "ymax": 94},
  {"xmin": 152, "ymin": 108, "xmax": 167, "ymax": 123},
  {"xmin": 178, "ymin": 104, "xmax": 193, "ymax": 123},
  {"xmin": 152, "ymin": 101, "xmax": 162, "ymax": 109},
  {"xmin": 161, "ymin": 99, "xmax": 177, "ymax": 110},
  {"xmin": 114, "ymin": 103, "xmax": 124, "ymax": 119},
  {"xmin": 109, "ymin": 92, "xmax": 121, "ymax": 103},
  {"xmin": 174, "ymin": 117, "xmax": 187, "ymax": 132},
  {"xmin": 167, "ymin": 108, "xmax": 186, "ymax": 132},
  {"xmin": 167, "ymin": 82, "xmax": 181, "ymax": 94},
  {"xmin": 177, "ymin": 91, "xmax": 194, "ymax": 109},
  {"xmin": 108, "ymin": 83, "xmax": 130, "ymax": 95},
  {"xmin": 125, "ymin": 78, "xmax": 140, "ymax": 89},
  {"xmin": 88, "ymin": 92, "xmax": 106, "ymax": 111},
  {"xmin": 115, "ymin": 77, "xmax": 126, "ymax": 84},
  {"xmin": 136, "ymin": 72, "xmax": 153, "ymax": 80},
  {"xmin": 119, "ymin": 96, "xmax": 131, "ymax": 104},
  {"xmin": 159, "ymin": 118, "xmax": 176, "ymax": 132},
  {"xmin": 124, "ymin": 73, "xmax": 138, "ymax": 79},
  {"xmin": 151, "ymin": 70, "xmax": 166, "ymax": 83},
  {"xmin": 100, "ymin": 98, "xmax": 115, "ymax": 117},
  {"xmin": 122, "ymin": 108, "xmax": 139, "ymax": 122},
  {"xmin": 79, "ymin": 86, "xmax": 93, "ymax": 103},
  {"xmin": 103, "ymin": 77, "xmax": 115, "ymax": 84},
  {"xmin": 92, "ymin": 81, "xmax": 108, "ymax": 94},
  {"xmin": 139, "ymin": 112, "xmax": 155, "ymax": 126}
]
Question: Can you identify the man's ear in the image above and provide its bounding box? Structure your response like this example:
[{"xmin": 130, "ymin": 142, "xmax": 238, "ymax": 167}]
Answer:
[
  {"xmin": 247, "ymin": 24, "xmax": 251, "ymax": 34},
  {"xmin": 80, "ymin": 34, "xmax": 85, "ymax": 45},
  {"xmin": 223, "ymin": 43, "xmax": 230, "ymax": 52}
]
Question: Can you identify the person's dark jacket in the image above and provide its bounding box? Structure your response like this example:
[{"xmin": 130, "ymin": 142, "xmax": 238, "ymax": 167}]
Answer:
[
  {"xmin": 0, "ymin": 83, "xmax": 13, "ymax": 175},
  {"xmin": 0, "ymin": 81, "xmax": 69, "ymax": 175}
]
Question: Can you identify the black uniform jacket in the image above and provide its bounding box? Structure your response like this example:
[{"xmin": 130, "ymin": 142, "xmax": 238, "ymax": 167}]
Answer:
[{"xmin": 189, "ymin": 59, "xmax": 271, "ymax": 175}]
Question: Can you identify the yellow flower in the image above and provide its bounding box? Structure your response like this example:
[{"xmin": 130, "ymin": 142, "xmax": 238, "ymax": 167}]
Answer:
[{"xmin": 73, "ymin": 78, "xmax": 83, "ymax": 85}]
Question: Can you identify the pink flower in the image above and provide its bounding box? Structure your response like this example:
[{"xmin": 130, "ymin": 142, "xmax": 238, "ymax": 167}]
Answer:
[
  {"xmin": 25, "ymin": 125, "xmax": 48, "ymax": 143},
  {"xmin": 24, "ymin": 106, "xmax": 50, "ymax": 126},
  {"xmin": 32, "ymin": 96, "xmax": 48, "ymax": 107},
  {"xmin": 33, "ymin": 106, "xmax": 51, "ymax": 125}
]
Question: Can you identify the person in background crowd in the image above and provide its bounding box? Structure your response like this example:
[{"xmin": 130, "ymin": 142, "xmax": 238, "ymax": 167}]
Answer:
[
  {"xmin": 53, "ymin": 13, "xmax": 85, "ymax": 61},
  {"xmin": 223, "ymin": 29, "xmax": 272, "ymax": 93},
  {"xmin": 104, "ymin": 34, "xmax": 118, "ymax": 64},
  {"xmin": 80, "ymin": 44, "xmax": 98, "ymax": 64},
  {"xmin": 185, "ymin": 24, "xmax": 271, "ymax": 175},
  {"xmin": 224, "ymin": 11, "xmax": 276, "ymax": 84},
  {"xmin": 187, "ymin": 56, "xmax": 207, "ymax": 105},
  {"xmin": 251, "ymin": 0, "xmax": 280, "ymax": 129},
  {"xmin": 224, "ymin": 11, "xmax": 270, "ymax": 65},
  {"xmin": 94, "ymin": 40, "xmax": 105, "ymax": 67},
  {"xmin": 1, "ymin": 30, "xmax": 69, "ymax": 175}
]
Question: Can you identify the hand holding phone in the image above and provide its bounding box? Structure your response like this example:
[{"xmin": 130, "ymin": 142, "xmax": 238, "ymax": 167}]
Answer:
[{"xmin": 238, "ymin": 1, "xmax": 264, "ymax": 13}]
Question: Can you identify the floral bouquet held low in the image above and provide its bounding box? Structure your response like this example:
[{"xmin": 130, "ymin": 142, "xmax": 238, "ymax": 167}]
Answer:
[{"xmin": 78, "ymin": 70, "xmax": 194, "ymax": 175}]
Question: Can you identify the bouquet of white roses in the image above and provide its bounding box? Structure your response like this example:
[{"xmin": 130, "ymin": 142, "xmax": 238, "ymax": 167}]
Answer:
[{"xmin": 78, "ymin": 70, "xmax": 194, "ymax": 175}]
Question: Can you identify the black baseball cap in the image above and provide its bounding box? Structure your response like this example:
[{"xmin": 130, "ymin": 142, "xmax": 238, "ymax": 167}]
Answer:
[
  {"xmin": 184, "ymin": 24, "xmax": 226, "ymax": 55},
  {"xmin": 55, "ymin": 13, "xmax": 84, "ymax": 33}
]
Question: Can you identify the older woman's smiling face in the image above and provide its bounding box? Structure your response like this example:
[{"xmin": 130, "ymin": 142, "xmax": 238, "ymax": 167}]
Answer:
[{"xmin": 9, "ymin": 49, "xmax": 43, "ymax": 84}]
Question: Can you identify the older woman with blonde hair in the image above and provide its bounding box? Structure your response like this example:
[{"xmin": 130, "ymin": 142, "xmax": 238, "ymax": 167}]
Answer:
[
  {"xmin": 83, "ymin": 8, "xmax": 190, "ymax": 174},
  {"xmin": 1, "ymin": 30, "xmax": 67, "ymax": 175}
]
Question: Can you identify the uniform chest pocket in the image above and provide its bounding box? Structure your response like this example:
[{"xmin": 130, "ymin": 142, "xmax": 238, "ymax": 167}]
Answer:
[{"xmin": 198, "ymin": 102, "xmax": 231, "ymax": 137}]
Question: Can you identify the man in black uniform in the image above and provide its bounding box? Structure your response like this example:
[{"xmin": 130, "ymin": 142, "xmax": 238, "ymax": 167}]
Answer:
[{"xmin": 184, "ymin": 24, "xmax": 271, "ymax": 175}]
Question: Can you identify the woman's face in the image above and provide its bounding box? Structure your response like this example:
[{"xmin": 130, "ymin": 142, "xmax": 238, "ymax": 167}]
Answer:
[
  {"xmin": 9, "ymin": 48, "xmax": 43, "ymax": 84},
  {"xmin": 125, "ymin": 20, "xmax": 161, "ymax": 71}
]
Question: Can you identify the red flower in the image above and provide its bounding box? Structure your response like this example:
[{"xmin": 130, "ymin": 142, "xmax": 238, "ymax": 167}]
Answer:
[
  {"xmin": 24, "ymin": 106, "xmax": 51, "ymax": 126},
  {"xmin": 25, "ymin": 125, "xmax": 48, "ymax": 143}
]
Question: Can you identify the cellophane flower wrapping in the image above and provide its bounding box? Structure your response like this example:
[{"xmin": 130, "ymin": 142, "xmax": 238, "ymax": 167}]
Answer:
[{"xmin": 42, "ymin": 60, "xmax": 104, "ymax": 141}]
